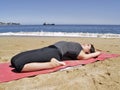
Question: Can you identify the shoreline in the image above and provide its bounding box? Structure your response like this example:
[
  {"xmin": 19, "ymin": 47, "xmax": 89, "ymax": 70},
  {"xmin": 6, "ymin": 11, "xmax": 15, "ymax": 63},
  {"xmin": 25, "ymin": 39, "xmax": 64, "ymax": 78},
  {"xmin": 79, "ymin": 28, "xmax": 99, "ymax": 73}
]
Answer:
[{"xmin": 0, "ymin": 32, "xmax": 120, "ymax": 38}]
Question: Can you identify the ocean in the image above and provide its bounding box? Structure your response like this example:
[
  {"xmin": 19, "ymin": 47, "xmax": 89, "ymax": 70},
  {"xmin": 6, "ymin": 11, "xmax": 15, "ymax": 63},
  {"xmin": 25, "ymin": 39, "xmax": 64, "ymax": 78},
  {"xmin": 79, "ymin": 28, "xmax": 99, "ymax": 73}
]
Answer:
[{"xmin": 0, "ymin": 25, "xmax": 120, "ymax": 38}]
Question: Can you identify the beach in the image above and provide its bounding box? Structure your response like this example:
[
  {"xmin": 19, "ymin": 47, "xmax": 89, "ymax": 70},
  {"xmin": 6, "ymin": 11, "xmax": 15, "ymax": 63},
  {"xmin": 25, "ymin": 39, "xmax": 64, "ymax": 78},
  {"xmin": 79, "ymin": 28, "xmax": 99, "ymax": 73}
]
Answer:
[{"xmin": 0, "ymin": 36, "xmax": 120, "ymax": 90}]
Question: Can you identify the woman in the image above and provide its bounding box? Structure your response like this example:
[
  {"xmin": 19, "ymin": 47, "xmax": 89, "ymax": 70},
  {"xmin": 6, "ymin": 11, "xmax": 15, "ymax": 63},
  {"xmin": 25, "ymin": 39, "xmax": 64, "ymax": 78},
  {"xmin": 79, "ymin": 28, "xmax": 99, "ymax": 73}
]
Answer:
[{"xmin": 11, "ymin": 41, "xmax": 101, "ymax": 72}]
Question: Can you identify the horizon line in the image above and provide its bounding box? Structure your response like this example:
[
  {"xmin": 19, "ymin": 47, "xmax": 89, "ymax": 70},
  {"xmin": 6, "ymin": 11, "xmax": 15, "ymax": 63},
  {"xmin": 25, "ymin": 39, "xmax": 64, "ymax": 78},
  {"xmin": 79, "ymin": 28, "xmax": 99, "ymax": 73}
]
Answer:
[{"xmin": 20, "ymin": 24, "xmax": 120, "ymax": 25}]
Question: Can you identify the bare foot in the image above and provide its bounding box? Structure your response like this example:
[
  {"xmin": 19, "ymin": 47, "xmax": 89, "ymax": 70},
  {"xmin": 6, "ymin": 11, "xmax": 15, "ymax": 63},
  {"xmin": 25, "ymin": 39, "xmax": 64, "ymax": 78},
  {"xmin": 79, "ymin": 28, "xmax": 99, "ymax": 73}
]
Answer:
[{"xmin": 51, "ymin": 58, "xmax": 66, "ymax": 67}]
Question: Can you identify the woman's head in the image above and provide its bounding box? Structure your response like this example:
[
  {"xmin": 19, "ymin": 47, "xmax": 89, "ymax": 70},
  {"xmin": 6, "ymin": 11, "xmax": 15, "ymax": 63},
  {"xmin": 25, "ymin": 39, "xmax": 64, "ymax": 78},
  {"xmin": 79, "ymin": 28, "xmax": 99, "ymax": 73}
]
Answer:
[
  {"xmin": 90, "ymin": 44, "xmax": 95, "ymax": 53},
  {"xmin": 81, "ymin": 43, "xmax": 95, "ymax": 54}
]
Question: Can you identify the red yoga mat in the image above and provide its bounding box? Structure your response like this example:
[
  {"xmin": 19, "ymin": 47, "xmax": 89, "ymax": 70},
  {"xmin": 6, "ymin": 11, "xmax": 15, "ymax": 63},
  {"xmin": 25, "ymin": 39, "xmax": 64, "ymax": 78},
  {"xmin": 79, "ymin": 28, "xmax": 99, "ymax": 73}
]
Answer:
[{"xmin": 0, "ymin": 53, "xmax": 119, "ymax": 83}]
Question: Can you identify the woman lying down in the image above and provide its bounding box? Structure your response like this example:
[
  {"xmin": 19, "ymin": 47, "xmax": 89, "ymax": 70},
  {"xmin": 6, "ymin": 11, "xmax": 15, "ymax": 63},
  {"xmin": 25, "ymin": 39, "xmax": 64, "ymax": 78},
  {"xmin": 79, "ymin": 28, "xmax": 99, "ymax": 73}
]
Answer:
[{"xmin": 11, "ymin": 41, "xmax": 101, "ymax": 72}]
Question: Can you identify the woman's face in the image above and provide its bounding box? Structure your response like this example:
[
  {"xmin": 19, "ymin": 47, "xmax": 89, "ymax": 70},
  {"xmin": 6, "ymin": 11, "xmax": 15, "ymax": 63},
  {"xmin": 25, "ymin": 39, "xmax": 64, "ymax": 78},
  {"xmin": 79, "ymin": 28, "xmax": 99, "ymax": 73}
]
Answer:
[{"xmin": 82, "ymin": 44, "xmax": 91, "ymax": 53}]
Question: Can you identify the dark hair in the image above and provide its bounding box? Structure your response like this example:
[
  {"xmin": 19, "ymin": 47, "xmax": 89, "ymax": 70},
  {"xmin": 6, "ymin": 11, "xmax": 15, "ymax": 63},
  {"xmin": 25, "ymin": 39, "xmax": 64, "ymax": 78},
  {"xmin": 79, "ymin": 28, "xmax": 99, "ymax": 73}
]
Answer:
[{"xmin": 90, "ymin": 44, "xmax": 95, "ymax": 53}]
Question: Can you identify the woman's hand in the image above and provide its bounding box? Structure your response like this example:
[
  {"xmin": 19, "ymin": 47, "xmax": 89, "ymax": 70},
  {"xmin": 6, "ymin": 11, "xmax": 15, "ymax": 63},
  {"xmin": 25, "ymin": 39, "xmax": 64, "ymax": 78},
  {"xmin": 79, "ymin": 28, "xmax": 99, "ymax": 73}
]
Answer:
[{"xmin": 95, "ymin": 51, "xmax": 101, "ymax": 55}]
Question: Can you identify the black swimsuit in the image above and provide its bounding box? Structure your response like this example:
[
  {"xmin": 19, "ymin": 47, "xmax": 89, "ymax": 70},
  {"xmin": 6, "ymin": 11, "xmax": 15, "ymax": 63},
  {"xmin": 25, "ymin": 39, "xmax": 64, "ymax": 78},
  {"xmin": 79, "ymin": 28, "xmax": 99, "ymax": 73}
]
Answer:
[
  {"xmin": 11, "ymin": 41, "xmax": 83, "ymax": 72},
  {"xmin": 54, "ymin": 41, "xmax": 83, "ymax": 60}
]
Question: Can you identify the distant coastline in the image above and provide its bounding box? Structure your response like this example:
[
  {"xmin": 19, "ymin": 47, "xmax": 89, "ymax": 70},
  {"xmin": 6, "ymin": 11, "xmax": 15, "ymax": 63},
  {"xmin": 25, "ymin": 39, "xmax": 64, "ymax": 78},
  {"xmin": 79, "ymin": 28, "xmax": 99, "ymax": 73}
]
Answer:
[{"xmin": 0, "ymin": 22, "xmax": 20, "ymax": 26}]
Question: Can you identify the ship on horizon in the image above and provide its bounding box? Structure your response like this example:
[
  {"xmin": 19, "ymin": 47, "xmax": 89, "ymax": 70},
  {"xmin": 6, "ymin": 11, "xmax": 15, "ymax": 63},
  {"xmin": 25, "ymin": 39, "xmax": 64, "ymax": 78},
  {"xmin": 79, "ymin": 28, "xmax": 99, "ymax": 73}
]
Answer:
[{"xmin": 43, "ymin": 22, "xmax": 55, "ymax": 26}]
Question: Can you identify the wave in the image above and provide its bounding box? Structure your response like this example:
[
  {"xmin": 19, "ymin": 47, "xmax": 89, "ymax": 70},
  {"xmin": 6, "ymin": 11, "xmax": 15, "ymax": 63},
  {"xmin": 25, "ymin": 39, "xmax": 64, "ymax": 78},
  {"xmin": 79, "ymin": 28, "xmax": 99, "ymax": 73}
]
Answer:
[{"xmin": 0, "ymin": 31, "xmax": 120, "ymax": 38}]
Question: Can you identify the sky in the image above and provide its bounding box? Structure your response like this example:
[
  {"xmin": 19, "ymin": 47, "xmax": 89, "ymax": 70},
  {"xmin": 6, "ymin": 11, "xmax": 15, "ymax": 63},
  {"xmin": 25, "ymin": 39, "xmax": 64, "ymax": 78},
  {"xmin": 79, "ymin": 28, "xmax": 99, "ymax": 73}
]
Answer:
[{"xmin": 0, "ymin": 0, "xmax": 120, "ymax": 25}]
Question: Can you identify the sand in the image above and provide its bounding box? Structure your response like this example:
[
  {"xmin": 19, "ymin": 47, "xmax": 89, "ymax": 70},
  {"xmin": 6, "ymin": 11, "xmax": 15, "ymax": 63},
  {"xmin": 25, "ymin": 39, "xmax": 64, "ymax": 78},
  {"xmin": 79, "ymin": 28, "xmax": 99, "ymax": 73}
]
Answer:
[{"xmin": 0, "ymin": 36, "xmax": 120, "ymax": 90}]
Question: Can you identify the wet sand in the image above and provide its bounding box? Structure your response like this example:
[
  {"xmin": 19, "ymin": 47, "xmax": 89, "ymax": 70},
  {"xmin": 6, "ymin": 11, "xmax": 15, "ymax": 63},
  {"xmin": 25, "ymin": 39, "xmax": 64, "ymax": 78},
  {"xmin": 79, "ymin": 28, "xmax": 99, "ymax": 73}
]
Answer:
[{"xmin": 0, "ymin": 37, "xmax": 120, "ymax": 90}]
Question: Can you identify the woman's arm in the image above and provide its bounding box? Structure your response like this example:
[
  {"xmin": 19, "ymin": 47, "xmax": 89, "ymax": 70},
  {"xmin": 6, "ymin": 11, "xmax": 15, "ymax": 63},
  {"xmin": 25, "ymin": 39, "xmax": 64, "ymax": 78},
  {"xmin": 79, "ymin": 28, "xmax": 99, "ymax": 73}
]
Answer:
[{"xmin": 77, "ymin": 50, "xmax": 101, "ymax": 60}]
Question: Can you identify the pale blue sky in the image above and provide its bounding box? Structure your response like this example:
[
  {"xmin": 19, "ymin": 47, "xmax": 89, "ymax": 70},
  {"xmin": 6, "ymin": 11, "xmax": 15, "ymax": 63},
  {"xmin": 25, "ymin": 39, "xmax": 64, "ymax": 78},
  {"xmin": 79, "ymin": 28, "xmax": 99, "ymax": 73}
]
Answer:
[{"xmin": 0, "ymin": 0, "xmax": 120, "ymax": 25}]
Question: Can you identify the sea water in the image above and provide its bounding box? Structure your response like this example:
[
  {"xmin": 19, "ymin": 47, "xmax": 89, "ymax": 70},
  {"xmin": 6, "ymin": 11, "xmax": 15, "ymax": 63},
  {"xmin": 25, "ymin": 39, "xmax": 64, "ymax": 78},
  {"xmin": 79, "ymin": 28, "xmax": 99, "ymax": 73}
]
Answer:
[{"xmin": 0, "ymin": 25, "xmax": 120, "ymax": 38}]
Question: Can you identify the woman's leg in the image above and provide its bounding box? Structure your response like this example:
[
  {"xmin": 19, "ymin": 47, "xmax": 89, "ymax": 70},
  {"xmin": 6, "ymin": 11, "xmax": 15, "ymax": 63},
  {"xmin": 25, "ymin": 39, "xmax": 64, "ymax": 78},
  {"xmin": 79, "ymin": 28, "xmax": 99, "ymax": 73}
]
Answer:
[{"xmin": 21, "ymin": 58, "xmax": 66, "ymax": 72}]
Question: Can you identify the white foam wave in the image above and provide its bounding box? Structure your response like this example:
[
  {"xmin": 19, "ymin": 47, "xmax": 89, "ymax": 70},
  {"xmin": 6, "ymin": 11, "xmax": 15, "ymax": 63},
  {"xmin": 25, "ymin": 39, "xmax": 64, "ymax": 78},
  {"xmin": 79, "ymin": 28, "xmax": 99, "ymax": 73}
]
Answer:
[{"xmin": 0, "ymin": 32, "xmax": 120, "ymax": 38}]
